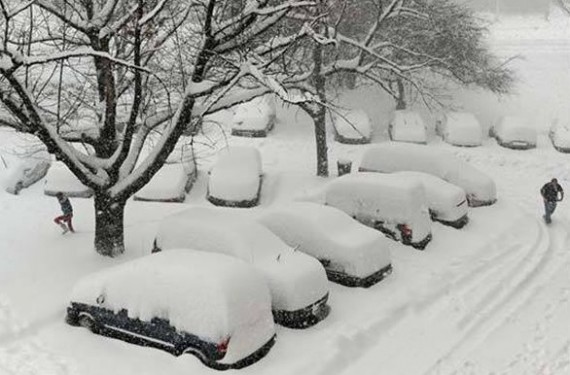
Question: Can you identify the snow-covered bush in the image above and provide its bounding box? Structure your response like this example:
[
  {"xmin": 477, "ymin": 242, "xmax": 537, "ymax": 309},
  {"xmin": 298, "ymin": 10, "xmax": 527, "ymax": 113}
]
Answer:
[
  {"xmin": 134, "ymin": 162, "xmax": 196, "ymax": 203},
  {"xmin": 207, "ymin": 147, "xmax": 263, "ymax": 207},
  {"xmin": 491, "ymin": 116, "xmax": 537, "ymax": 149},
  {"xmin": 438, "ymin": 112, "xmax": 483, "ymax": 147},
  {"xmin": 359, "ymin": 142, "xmax": 497, "ymax": 207},
  {"xmin": 549, "ymin": 122, "xmax": 570, "ymax": 153},
  {"xmin": 44, "ymin": 161, "xmax": 92, "ymax": 198},
  {"xmin": 256, "ymin": 202, "xmax": 392, "ymax": 287},
  {"xmin": 231, "ymin": 95, "xmax": 276, "ymax": 137},
  {"xmin": 323, "ymin": 172, "xmax": 432, "ymax": 249},
  {"xmin": 4, "ymin": 158, "xmax": 50, "ymax": 195},
  {"xmin": 392, "ymin": 171, "xmax": 469, "ymax": 228},
  {"xmin": 154, "ymin": 207, "xmax": 329, "ymax": 328},
  {"xmin": 331, "ymin": 109, "xmax": 372, "ymax": 144},
  {"xmin": 388, "ymin": 110, "xmax": 427, "ymax": 144},
  {"xmin": 68, "ymin": 249, "xmax": 276, "ymax": 368}
]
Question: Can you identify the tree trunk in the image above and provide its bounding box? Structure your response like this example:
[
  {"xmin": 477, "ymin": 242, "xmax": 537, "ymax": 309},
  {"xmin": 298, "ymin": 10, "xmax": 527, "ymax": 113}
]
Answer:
[
  {"xmin": 314, "ymin": 106, "xmax": 328, "ymax": 177},
  {"xmin": 396, "ymin": 78, "xmax": 406, "ymax": 110},
  {"xmin": 94, "ymin": 192, "xmax": 126, "ymax": 257}
]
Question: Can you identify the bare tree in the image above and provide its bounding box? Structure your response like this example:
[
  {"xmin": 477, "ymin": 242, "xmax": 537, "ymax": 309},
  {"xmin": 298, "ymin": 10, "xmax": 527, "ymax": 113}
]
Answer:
[{"xmin": 0, "ymin": 0, "xmax": 313, "ymax": 257}]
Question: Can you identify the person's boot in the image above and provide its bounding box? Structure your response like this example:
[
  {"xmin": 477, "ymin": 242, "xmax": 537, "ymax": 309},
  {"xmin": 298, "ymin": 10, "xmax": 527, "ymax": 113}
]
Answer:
[{"xmin": 59, "ymin": 223, "xmax": 69, "ymax": 234}]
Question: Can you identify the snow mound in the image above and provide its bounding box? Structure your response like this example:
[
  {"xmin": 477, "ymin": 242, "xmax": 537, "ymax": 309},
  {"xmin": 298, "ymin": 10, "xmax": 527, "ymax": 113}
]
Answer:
[
  {"xmin": 493, "ymin": 116, "xmax": 537, "ymax": 149},
  {"xmin": 134, "ymin": 163, "xmax": 196, "ymax": 202},
  {"xmin": 155, "ymin": 206, "xmax": 329, "ymax": 312},
  {"xmin": 549, "ymin": 122, "xmax": 570, "ymax": 152},
  {"xmin": 44, "ymin": 161, "xmax": 92, "ymax": 198},
  {"xmin": 207, "ymin": 147, "xmax": 262, "ymax": 207},
  {"xmin": 70, "ymin": 249, "xmax": 275, "ymax": 364},
  {"xmin": 257, "ymin": 202, "xmax": 391, "ymax": 279},
  {"xmin": 359, "ymin": 143, "xmax": 497, "ymax": 206},
  {"xmin": 331, "ymin": 109, "xmax": 372, "ymax": 144},
  {"xmin": 389, "ymin": 110, "xmax": 427, "ymax": 144},
  {"xmin": 4, "ymin": 158, "xmax": 51, "ymax": 194},
  {"xmin": 231, "ymin": 95, "xmax": 276, "ymax": 136},
  {"xmin": 439, "ymin": 112, "xmax": 483, "ymax": 147}
]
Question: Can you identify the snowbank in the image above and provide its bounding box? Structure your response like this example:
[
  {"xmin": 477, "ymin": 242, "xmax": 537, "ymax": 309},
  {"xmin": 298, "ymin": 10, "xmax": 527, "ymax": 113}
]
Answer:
[
  {"xmin": 134, "ymin": 163, "xmax": 196, "ymax": 202},
  {"xmin": 388, "ymin": 110, "xmax": 427, "ymax": 144},
  {"xmin": 359, "ymin": 143, "xmax": 497, "ymax": 206},
  {"xmin": 331, "ymin": 109, "xmax": 372, "ymax": 144},
  {"xmin": 492, "ymin": 116, "xmax": 537, "ymax": 149},
  {"xmin": 4, "ymin": 158, "xmax": 50, "ymax": 195},
  {"xmin": 324, "ymin": 172, "xmax": 432, "ymax": 247},
  {"xmin": 155, "ymin": 207, "xmax": 329, "ymax": 314},
  {"xmin": 70, "ymin": 249, "xmax": 275, "ymax": 364},
  {"xmin": 207, "ymin": 147, "xmax": 262, "ymax": 207},
  {"xmin": 439, "ymin": 112, "xmax": 483, "ymax": 147},
  {"xmin": 231, "ymin": 95, "xmax": 276, "ymax": 137},
  {"xmin": 257, "ymin": 202, "xmax": 391, "ymax": 285},
  {"xmin": 44, "ymin": 161, "xmax": 92, "ymax": 198}
]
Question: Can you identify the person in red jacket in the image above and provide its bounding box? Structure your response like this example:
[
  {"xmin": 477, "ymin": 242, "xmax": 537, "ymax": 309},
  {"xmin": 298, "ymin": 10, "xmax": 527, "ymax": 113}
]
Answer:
[
  {"xmin": 540, "ymin": 178, "xmax": 564, "ymax": 224},
  {"xmin": 54, "ymin": 192, "xmax": 75, "ymax": 234}
]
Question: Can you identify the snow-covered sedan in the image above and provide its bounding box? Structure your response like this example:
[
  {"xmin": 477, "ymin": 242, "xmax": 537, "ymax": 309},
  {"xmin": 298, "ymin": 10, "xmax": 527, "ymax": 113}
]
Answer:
[
  {"xmin": 392, "ymin": 171, "xmax": 469, "ymax": 228},
  {"xmin": 549, "ymin": 122, "xmax": 570, "ymax": 153},
  {"xmin": 256, "ymin": 202, "xmax": 392, "ymax": 287},
  {"xmin": 231, "ymin": 95, "xmax": 276, "ymax": 137},
  {"xmin": 134, "ymin": 162, "xmax": 196, "ymax": 202},
  {"xmin": 66, "ymin": 250, "xmax": 276, "ymax": 370},
  {"xmin": 153, "ymin": 207, "xmax": 330, "ymax": 328},
  {"xmin": 44, "ymin": 161, "xmax": 93, "ymax": 198},
  {"xmin": 323, "ymin": 173, "xmax": 432, "ymax": 250},
  {"xmin": 4, "ymin": 158, "xmax": 51, "ymax": 195},
  {"xmin": 331, "ymin": 109, "xmax": 372, "ymax": 144},
  {"xmin": 437, "ymin": 112, "xmax": 483, "ymax": 147},
  {"xmin": 359, "ymin": 142, "xmax": 497, "ymax": 207},
  {"xmin": 490, "ymin": 116, "xmax": 537, "ymax": 150},
  {"xmin": 207, "ymin": 147, "xmax": 262, "ymax": 207},
  {"xmin": 388, "ymin": 110, "xmax": 427, "ymax": 144}
]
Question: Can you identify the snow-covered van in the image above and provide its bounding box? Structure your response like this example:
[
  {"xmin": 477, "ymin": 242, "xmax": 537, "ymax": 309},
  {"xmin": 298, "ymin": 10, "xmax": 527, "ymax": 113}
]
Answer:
[
  {"xmin": 153, "ymin": 206, "xmax": 330, "ymax": 328},
  {"xmin": 323, "ymin": 173, "xmax": 432, "ymax": 250},
  {"xmin": 358, "ymin": 142, "xmax": 497, "ymax": 207},
  {"xmin": 66, "ymin": 250, "xmax": 276, "ymax": 370},
  {"xmin": 388, "ymin": 110, "xmax": 427, "ymax": 144},
  {"xmin": 257, "ymin": 202, "xmax": 392, "ymax": 287},
  {"xmin": 207, "ymin": 147, "xmax": 263, "ymax": 208}
]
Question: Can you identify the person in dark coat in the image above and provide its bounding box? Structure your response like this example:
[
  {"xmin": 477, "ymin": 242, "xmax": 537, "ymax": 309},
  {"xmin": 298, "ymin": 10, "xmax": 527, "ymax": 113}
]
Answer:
[
  {"xmin": 540, "ymin": 178, "xmax": 564, "ymax": 224},
  {"xmin": 54, "ymin": 192, "xmax": 74, "ymax": 233}
]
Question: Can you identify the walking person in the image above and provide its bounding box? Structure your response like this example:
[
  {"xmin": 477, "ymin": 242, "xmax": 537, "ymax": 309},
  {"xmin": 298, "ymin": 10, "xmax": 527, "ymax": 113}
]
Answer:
[
  {"xmin": 540, "ymin": 178, "xmax": 564, "ymax": 224},
  {"xmin": 54, "ymin": 192, "xmax": 75, "ymax": 234}
]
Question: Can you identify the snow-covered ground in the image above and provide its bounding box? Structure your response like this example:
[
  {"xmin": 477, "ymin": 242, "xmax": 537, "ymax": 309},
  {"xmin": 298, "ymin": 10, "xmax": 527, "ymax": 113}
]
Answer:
[{"xmin": 1, "ymin": 14, "xmax": 570, "ymax": 375}]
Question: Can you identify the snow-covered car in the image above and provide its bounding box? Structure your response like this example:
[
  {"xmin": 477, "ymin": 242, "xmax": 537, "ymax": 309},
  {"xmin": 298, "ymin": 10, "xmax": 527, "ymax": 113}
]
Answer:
[
  {"xmin": 323, "ymin": 172, "xmax": 432, "ymax": 250},
  {"xmin": 231, "ymin": 95, "xmax": 276, "ymax": 137},
  {"xmin": 549, "ymin": 122, "xmax": 570, "ymax": 153},
  {"xmin": 256, "ymin": 202, "xmax": 392, "ymax": 287},
  {"xmin": 4, "ymin": 158, "xmax": 51, "ymax": 195},
  {"xmin": 66, "ymin": 250, "xmax": 276, "ymax": 370},
  {"xmin": 207, "ymin": 147, "xmax": 263, "ymax": 207},
  {"xmin": 44, "ymin": 161, "xmax": 92, "ymax": 198},
  {"xmin": 437, "ymin": 112, "xmax": 483, "ymax": 147},
  {"xmin": 359, "ymin": 142, "xmax": 497, "ymax": 207},
  {"xmin": 331, "ymin": 109, "xmax": 372, "ymax": 144},
  {"xmin": 388, "ymin": 110, "xmax": 427, "ymax": 144},
  {"xmin": 134, "ymin": 162, "xmax": 196, "ymax": 202},
  {"xmin": 392, "ymin": 171, "xmax": 469, "ymax": 228},
  {"xmin": 490, "ymin": 116, "xmax": 537, "ymax": 150},
  {"xmin": 153, "ymin": 207, "xmax": 330, "ymax": 328}
]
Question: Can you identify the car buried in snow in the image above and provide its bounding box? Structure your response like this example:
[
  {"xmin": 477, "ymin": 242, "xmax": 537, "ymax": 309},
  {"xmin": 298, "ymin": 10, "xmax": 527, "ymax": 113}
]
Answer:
[
  {"xmin": 388, "ymin": 110, "xmax": 428, "ymax": 144},
  {"xmin": 490, "ymin": 116, "xmax": 537, "ymax": 150},
  {"xmin": 437, "ymin": 112, "xmax": 483, "ymax": 147},
  {"xmin": 66, "ymin": 250, "xmax": 276, "ymax": 370},
  {"xmin": 153, "ymin": 206, "xmax": 330, "ymax": 328}
]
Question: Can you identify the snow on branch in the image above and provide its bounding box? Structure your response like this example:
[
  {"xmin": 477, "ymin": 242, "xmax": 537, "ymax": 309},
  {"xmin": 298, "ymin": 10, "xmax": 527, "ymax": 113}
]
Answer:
[{"xmin": 139, "ymin": 0, "xmax": 170, "ymax": 26}]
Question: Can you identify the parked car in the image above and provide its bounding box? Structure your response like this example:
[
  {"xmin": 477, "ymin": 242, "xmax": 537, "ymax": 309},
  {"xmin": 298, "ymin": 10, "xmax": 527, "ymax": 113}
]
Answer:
[
  {"xmin": 392, "ymin": 171, "xmax": 469, "ymax": 228},
  {"xmin": 549, "ymin": 122, "xmax": 570, "ymax": 153},
  {"xmin": 256, "ymin": 202, "xmax": 392, "ymax": 287},
  {"xmin": 437, "ymin": 112, "xmax": 482, "ymax": 147},
  {"xmin": 490, "ymin": 116, "xmax": 537, "ymax": 150},
  {"xmin": 66, "ymin": 250, "xmax": 276, "ymax": 370},
  {"xmin": 153, "ymin": 206, "xmax": 330, "ymax": 328},
  {"xmin": 388, "ymin": 110, "xmax": 427, "ymax": 144},
  {"xmin": 331, "ymin": 109, "xmax": 372, "ymax": 144},
  {"xmin": 359, "ymin": 142, "xmax": 497, "ymax": 207},
  {"xmin": 231, "ymin": 95, "xmax": 276, "ymax": 137},
  {"xmin": 134, "ymin": 161, "xmax": 196, "ymax": 202},
  {"xmin": 4, "ymin": 158, "xmax": 51, "ymax": 195},
  {"xmin": 207, "ymin": 147, "xmax": 262, "ymax": 207},
  {"xmin": 44, "ymin": 161, "xmax": 93, "ymax": 198},
  {"xmin": 323, "ymin": 172, "xmax": 432, "ymax": 250}
]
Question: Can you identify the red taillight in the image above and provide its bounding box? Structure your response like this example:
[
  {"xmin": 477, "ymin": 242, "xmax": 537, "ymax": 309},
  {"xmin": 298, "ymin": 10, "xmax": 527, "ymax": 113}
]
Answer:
[
  {"xmin": 400, "ymin": 224, "xmax": 412, "ymax": 237},
  {"xmin": 217, "ymin": 337, "xmax": 230, "ymax": 355}
]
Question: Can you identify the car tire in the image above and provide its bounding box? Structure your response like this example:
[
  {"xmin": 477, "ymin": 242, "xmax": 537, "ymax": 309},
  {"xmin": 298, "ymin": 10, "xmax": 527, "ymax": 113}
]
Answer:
[{"xmin": 78, "ymin": 314, "xmax": 100, "ymax": 333}]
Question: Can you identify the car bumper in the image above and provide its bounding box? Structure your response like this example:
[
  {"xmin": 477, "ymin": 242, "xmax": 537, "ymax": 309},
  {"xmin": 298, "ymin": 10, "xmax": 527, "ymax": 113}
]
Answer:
[
  {"xmin": 326, "ymin": 263, "xmax": 393, "ymax": 288},
  {"xmin": 215, "ymin": 334, "xmax": 277, "ymax": 370},
  {"xmin": 403, "ymin": 233, "xmax": 432, "ymax": 250},
  {"xmin": 272, "ymin": 293, "xmax": 330, "ymax": 329},
  {"xmin": 435, "ymin": 214, "xmax": 469, "ymax": 229}
]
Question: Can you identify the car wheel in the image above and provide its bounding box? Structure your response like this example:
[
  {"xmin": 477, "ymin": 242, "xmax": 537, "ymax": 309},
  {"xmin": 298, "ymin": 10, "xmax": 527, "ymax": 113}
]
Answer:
[{"xmin": 78, "ymin": 314, "xmax": 100, "ymax": 333}]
